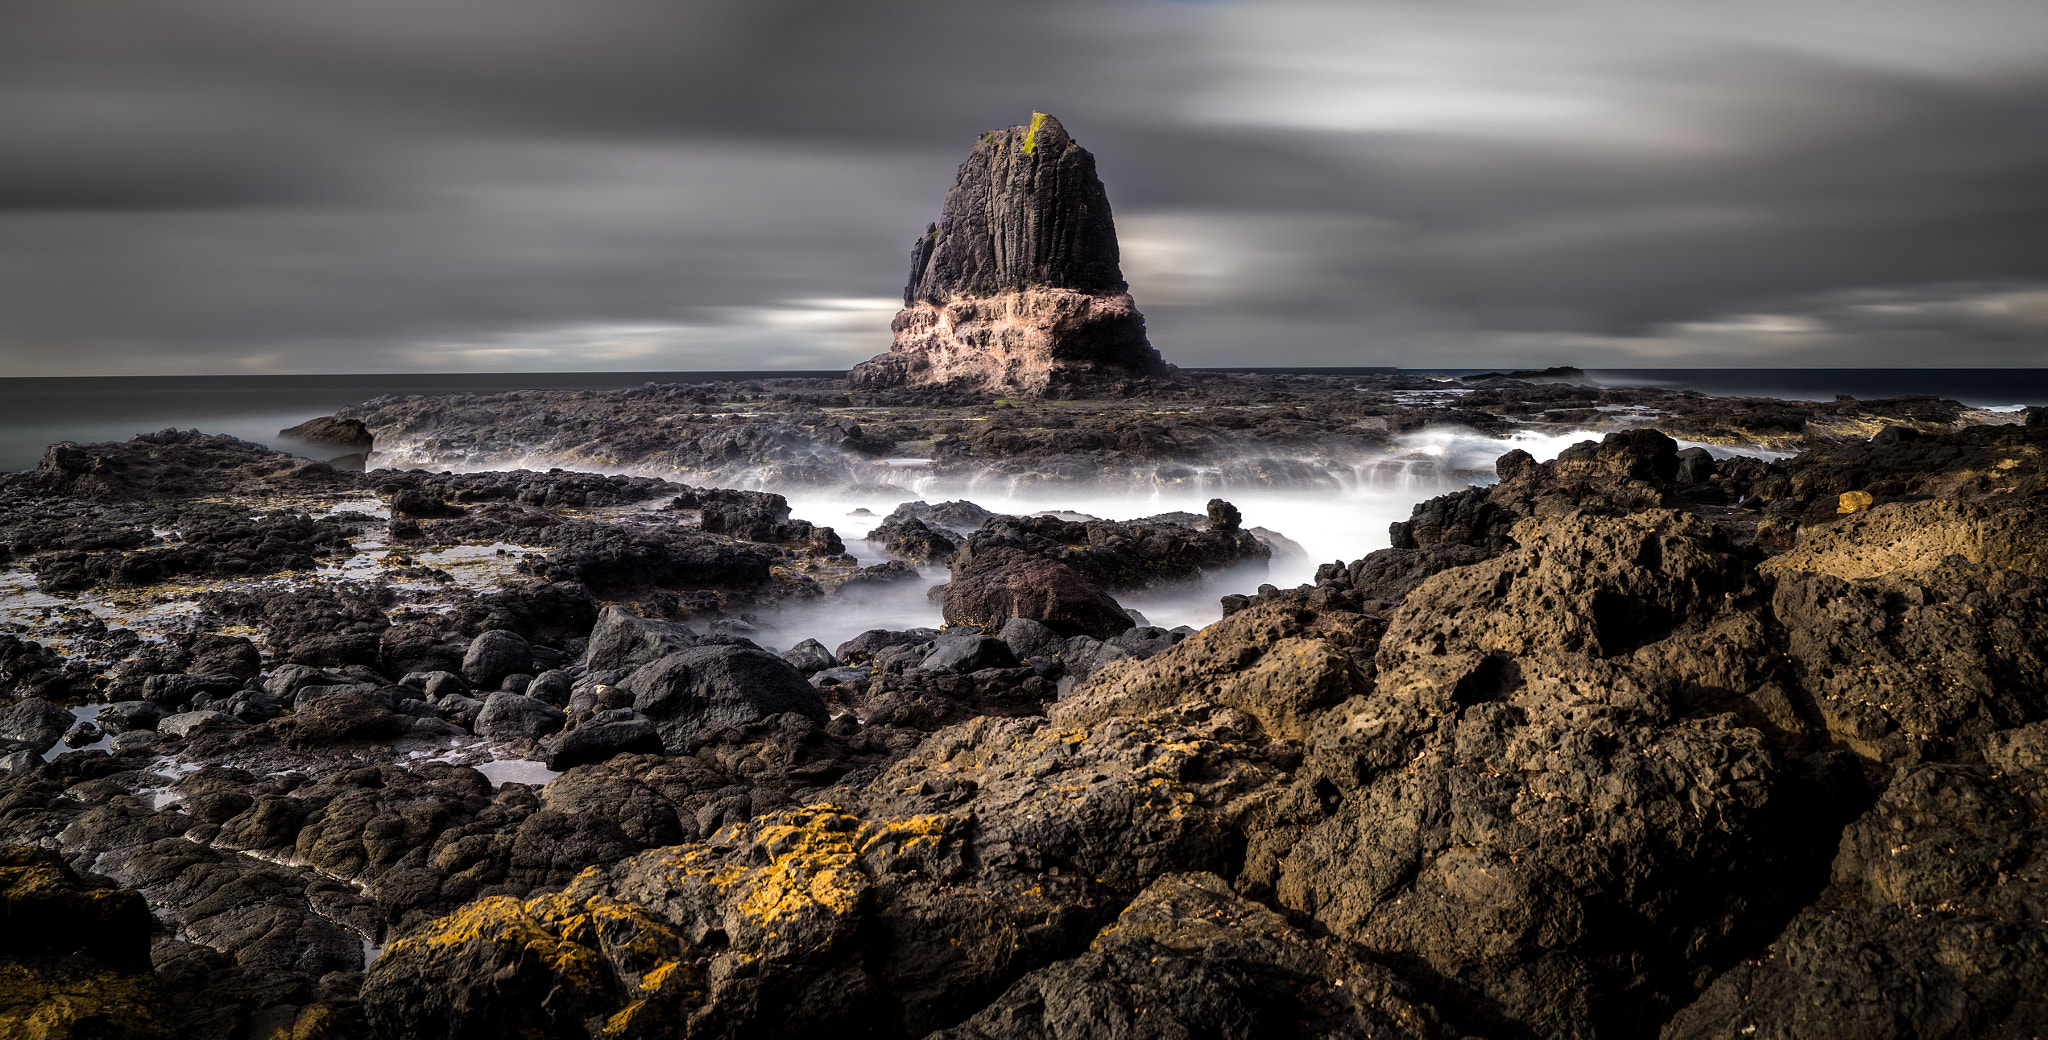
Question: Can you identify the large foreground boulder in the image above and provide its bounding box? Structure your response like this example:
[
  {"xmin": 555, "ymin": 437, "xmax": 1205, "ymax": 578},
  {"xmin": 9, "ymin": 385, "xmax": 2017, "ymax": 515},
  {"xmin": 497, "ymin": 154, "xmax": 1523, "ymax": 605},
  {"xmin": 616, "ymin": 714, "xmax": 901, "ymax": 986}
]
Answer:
[
  {"xmin": 1764, "ymin": 499, "xmax": 2048, "ymax": 763},
  {"xmin": 934, "ymin": 872, "xmax": 1457, "ymax": 1040},
  {"xmin": 1667, "ymin": 725, "xmax": 2048, "ymax": 1039}
]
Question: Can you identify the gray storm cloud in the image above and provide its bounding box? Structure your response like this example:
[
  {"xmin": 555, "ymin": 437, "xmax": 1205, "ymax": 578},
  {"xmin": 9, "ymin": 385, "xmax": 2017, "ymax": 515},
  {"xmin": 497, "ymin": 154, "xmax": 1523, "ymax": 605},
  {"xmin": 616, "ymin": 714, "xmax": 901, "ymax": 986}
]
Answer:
[{"xmin": 0, "ymin": 0, "xmax": 2043, "ymax": 374}]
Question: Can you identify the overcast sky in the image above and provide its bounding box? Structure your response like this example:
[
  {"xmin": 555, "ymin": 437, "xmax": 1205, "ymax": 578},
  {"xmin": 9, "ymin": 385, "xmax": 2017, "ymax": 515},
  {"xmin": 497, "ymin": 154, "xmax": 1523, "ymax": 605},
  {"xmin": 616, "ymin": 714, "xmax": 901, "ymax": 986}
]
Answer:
[{"xmin": 3, "ymin": 0, "xmax": 2045, "ymax": 375}]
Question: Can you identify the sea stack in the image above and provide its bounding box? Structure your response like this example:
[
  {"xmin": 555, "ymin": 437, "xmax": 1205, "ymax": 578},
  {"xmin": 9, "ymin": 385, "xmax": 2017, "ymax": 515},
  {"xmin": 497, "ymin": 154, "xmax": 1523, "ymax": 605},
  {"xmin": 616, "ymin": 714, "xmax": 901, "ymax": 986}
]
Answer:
[{"xmin": 849, "ymin": 112, "xmax": 1169, "ymax": 395}]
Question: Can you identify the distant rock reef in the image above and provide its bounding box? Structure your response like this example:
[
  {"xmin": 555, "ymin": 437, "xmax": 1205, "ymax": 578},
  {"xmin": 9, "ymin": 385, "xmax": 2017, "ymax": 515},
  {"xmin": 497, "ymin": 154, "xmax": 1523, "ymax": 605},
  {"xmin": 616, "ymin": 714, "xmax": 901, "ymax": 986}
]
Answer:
[{"xmin": 850, "ymin": 113, "xmax": 1170, "ymax": 396}]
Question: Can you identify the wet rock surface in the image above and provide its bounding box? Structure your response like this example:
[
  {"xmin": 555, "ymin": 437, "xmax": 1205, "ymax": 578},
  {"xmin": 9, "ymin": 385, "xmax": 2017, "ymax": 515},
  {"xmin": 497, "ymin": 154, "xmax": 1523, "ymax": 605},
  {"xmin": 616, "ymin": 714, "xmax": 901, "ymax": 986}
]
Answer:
[{"xmin": 3, "ymin": 402, "xmax": 2047, "ymax": 1039}]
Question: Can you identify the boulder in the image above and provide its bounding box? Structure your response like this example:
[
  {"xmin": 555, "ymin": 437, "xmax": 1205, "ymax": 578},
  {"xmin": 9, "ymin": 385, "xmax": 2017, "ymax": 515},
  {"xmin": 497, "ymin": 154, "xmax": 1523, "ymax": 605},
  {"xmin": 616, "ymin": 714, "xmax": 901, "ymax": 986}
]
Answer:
[
  {"xmin": 585, "ymin": 605, "xmax": 700, "ymax": 673},
  {"xmin": 284, "ymin": 692, "xmax": 412, "ymax": 748},
  {"xmin": 780, "ymin": 639, "xmax": 837, "ymax": 674},
  {"xmin": 920, "ymin": 631, "xmax": 1019, "ymax": 674},
  {"xmin": 294, "ymin": 681, "xmax": 391, "ymax": 713},
  {"xmin": 0, "ymin": 697, "xmax": 74, "ymax": 752},
  {"xmin": 278, "ymin": 415, "xmax": 374, "ymax": 451},
  {"xmin": 391, "ymin": 488, "xmax": 463, "ymax": 518},
  {"xmin": 62, "ymin": 718, "xmax": 103, "ymax": 748},
  {"xmin": 835, "ymin": 628, "xmax": 937, "ymax": 664},
  {"xmin": 139, "ymin": 672, "xmax": 244, "ymax": 709},
  {"xmin": 943, "ymin": 546, "xmax": 1133, "ymax": 640},
  {"xmin": 995, "ymin": 617, "xmax": 1064, "ymax": 661},
  {"xmin": 524, "ymin": 669, "xmax": 574, "ymax": 708},
  {"xmin": 461, "ymin": 629, "xmax": 533, "ymax": 689},
  {"xmin": 542, "ymin": 709, "xmax": 665, "ymax": 771},
  {"xmin": 473, "ymin": 692, "xmax": 566, "ymax": 741},
  {"xmin": 622, "ymin": 645, "xmax": 828, "ymax": 751},
  {"xmin": 407, "ymin": 670, "xmax": 470, "ymax": 700},
  {"xmin": 262, "ymin": 663, "xmax": 346, "ymax": 700},
  {"xmin": 108, "ymin": 731, "xmax": 159, "ymax": 752},
  {"xmin": 157, "ymin": 710, "xmax": 242, "ymax": 738},
  {"xmin": 187, "ymin": 633, "xmax": 262, "ymax": 679},
  {"xmin": 866, "ymin": 515, "xmax": 960, "ymax": 564}
]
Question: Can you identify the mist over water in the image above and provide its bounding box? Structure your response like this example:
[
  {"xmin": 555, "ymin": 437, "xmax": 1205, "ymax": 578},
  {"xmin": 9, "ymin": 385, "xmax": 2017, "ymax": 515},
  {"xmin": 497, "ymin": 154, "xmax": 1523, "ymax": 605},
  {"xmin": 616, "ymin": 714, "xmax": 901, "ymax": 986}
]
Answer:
[
  {"xmin": 751, "ymin": 426, "xmax": 1612, "ymax": 647},
  {"xmin": 0, "ymin": 366, "xmax": 1875, "ymax": 651}
]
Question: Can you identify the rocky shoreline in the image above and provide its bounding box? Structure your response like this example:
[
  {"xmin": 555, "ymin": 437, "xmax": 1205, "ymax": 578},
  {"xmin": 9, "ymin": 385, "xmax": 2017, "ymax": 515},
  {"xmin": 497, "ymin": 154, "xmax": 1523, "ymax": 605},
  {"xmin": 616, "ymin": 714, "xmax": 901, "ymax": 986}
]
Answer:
[{"xmin": 2, "ymin": 378, "xmax": 2045, "ymax": 1039}]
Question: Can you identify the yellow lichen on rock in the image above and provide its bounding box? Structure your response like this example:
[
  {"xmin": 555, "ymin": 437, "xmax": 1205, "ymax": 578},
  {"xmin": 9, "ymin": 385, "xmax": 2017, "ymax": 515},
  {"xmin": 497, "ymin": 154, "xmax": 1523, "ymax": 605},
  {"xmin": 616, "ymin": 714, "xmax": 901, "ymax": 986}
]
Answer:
[
  {"xmin": 0, "ymin": 962, "xmax": 173, "ymax": 1040},
  {"xmin": 1837, "ymin": 490, "xmax": 1875, "ymax": 513}
]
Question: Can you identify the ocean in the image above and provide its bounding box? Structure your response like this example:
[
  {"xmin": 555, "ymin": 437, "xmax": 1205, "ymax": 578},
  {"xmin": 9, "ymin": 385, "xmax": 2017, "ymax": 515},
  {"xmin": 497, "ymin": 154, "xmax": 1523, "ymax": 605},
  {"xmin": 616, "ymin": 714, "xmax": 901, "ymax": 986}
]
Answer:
[{"xmin": 3, "ymin": 368, "xmax": 2042, "ymax": 475}]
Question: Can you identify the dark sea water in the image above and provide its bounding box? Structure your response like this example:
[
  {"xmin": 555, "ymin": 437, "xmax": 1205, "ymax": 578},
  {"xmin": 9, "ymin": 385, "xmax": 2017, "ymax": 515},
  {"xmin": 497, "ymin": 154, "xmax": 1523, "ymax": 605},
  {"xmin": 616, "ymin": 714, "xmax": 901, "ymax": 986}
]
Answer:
[
  {"xmin": 1580, "ymin": 368, "xmax": 2048, "ymax": 407},
  {"xmin": 2, "ymin": 368, "xmax": 2043, "ymax": 474}
]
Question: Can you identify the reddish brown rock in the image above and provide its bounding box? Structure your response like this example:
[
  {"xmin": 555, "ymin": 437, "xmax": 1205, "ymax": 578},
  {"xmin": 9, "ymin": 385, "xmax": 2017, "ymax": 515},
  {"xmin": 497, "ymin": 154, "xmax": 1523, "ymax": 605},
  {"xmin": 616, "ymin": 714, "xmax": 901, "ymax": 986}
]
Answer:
[{"xmin": 941, "ymin": 545, "xmax": 1133, "ymax": 639}]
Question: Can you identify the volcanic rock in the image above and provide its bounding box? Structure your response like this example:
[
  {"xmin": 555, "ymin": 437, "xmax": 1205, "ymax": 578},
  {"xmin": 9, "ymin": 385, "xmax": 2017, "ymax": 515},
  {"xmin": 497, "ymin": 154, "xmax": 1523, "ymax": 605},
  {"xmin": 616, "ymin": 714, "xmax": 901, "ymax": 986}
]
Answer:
[
  {"xmin": 541, "ymin": 708, "xmax": 664, "ymax": 771},
  {"xmin": 942, "ymin": 545, "xmax": 1134, "ymax": 639},
  {"xmin": 460, "ymin": 629, "xmax": 533, "ymax": 690},
  {"xmin": 472, "ymin": 692, "xmax": 566, "ymax": 741},
  {"xmin": 620, "ymin": 644, "xmax": 828, "ymax": 752},
  {"xmin": 0, "ymin": 697, "xmax": 73, "ymax": 753},
  {"xmin": 849, "ymin": 113, "xmax": 1169, "ymax": 395},
  {"xmin": 278, "ymin": 415, "xmax": 374, "ymax": 452}
]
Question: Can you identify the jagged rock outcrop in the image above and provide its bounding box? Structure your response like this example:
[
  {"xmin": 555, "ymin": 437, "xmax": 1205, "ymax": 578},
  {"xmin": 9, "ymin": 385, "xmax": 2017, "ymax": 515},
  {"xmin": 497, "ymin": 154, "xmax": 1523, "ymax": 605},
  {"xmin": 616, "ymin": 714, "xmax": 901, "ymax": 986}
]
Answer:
[{"xmin": 849, "ymin": 113, "xmax": 1169, "ymax": 395}]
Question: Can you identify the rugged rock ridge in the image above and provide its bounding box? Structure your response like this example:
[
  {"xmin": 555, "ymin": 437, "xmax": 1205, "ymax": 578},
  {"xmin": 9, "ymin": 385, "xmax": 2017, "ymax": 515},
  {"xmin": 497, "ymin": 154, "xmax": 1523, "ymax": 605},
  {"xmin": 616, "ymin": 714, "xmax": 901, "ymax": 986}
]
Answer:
[{"xmin": 850, "ymin": 113, "xmax": 1169, "ymax": 395}]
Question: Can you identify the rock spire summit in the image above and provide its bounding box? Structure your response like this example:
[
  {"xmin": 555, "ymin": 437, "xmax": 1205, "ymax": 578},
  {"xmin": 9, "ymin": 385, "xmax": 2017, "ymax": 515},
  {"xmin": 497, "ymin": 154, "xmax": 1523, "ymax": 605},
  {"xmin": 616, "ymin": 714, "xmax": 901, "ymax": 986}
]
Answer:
[{"xmin": 850, "ymin": 113, "xmax": 1169, "ymax": 395}]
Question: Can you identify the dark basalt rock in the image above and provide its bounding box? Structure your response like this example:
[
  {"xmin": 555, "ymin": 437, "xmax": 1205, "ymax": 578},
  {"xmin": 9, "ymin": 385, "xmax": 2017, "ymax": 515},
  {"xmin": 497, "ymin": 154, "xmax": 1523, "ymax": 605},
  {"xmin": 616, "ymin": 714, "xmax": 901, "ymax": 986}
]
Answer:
[
  {"xmin": 511, "ymin": 519, "xmax": 781, "ymax": 596},
  {"xmin": 204, "ymin": 583, "xmax": 395, "ymax": 669},
  {"xmin": 0, "ymin": 845, "xmax": 172, "ymax": 1039},
  {"xmin": 673, "ymin": 486, "xmax": 840, "ymax": 551},
  {"xmin": 866, "ymin": 514, "xmax": 960, "ymax": 564},
  {"xmin": 850, "ymin": 113, "xmax": 1169, "ymax": 395},
  {"xmin": 374, "ymin": 468, "xmax": 685, "ymax": 510},
  {"xmin": 542, "ymin": 708, "xmax": 664, "ymax": 771},
  {"xmin": 9, "ymin": 395, "xmax": 2048, "ymax": 1040},
  {"xmin": 904, "ymin": 112, "xmax": 1128, "ymax": 304},
  {"xmin": 942, "ymin": 545, "xmax": 1134, "ymax": 640},
  {"xmin": 1666, "ymin": 729, "xmax": 2048, "ymax": 1040},
  {"xmin": 472, "ymin": 692, "xmax": 565, "ymax": 741},
  {"xmin": 360, "ymin": 703, "xmax": 1287, "ymax": 1039},
  {"xmin": 621, "ymin": 644, "xmax": 828, "ymax": 752},
  {"xmin": 459, "ymin": 630, "xmax": 533, "ymax": 690},
  {"xmin": 935, "ymin": 871, "xmax": 1457, "ymax": 1040},
  {"xmin": 14, "ymin": 428, "xmax": 357, "ymax": 501},
  {"xmin": 0, "ymin": 635, "xmax": 75, "ymax": 701},
  {"xmin": 586, "ymin": 605, "xmax": 702, "ymax": 673},
  {"xmin": 279, "ymin": 415, "xmax": 374, "ymax": 451},
  {"xmin": 27, "ymin": 503, "xmax": 362, "ymax": 593},
  {"xmin": 948, "ymin": 506, "xmax": 1270, "ymax": 595},
  {"xmin": 0, "ymin": 696, "xmax": 73, "ymax": 753}
]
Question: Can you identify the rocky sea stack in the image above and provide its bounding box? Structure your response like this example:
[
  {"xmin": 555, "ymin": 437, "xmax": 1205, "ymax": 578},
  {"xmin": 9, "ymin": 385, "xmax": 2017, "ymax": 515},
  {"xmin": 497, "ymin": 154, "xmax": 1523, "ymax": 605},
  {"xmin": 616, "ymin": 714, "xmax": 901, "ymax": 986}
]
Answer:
[{"xmin": 849, "ymin": 113, "xmax": 1170, "ymax": 396}]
